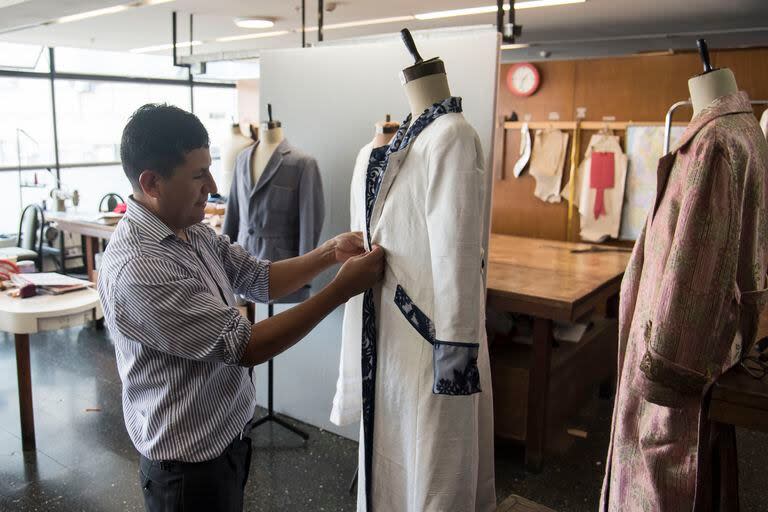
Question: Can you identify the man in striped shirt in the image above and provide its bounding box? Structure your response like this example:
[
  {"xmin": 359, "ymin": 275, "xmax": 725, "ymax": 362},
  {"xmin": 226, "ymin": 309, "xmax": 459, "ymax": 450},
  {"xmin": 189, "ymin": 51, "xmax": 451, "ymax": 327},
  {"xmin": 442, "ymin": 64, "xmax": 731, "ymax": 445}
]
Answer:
[{"xmin": 98, "ymin": 104, "xmax": 384, "ymax": 512}]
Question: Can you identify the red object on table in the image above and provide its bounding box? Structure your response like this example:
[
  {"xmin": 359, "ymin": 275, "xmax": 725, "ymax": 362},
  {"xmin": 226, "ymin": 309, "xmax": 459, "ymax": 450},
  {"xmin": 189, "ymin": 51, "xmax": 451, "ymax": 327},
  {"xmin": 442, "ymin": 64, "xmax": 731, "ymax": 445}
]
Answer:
[{"xmin": 590, "ymin": 151, "xmax": 615, "ymax": 219}]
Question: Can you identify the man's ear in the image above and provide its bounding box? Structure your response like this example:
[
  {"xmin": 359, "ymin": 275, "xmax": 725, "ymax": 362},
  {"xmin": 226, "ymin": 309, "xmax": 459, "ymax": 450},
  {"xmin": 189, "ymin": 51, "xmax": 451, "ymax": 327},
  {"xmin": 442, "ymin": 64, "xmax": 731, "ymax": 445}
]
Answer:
[{"xmin": 138, "ymin": 170, "xmax": 162, "ymax": 199}]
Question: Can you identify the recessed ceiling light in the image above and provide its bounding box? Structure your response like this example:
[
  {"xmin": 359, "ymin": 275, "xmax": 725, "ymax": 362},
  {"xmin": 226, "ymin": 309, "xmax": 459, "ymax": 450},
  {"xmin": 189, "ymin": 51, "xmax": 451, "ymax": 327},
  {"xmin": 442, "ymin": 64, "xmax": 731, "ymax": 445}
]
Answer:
[
  {"xmin": 415, "ymin": 0, "xmax": 585, "ymax": 20},
  {"xmin": 234, "ymin": 17, "xmax": 275, "ymax": 29}
]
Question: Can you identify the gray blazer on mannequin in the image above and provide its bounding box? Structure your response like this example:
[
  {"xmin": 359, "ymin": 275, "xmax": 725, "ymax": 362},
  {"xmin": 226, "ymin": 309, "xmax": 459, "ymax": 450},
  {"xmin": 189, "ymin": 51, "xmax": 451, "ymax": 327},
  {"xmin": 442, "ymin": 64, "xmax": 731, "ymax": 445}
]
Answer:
[{"xmin": 223, "ymin": 139, "xmax": 325, "ymax": 303}]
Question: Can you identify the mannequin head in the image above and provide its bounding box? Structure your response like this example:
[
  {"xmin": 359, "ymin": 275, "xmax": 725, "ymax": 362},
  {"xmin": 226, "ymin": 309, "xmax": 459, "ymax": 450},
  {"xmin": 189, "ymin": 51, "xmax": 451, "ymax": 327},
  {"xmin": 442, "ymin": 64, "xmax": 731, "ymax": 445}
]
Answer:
[{"xmin": 399, "ymin": 28, "xmax": 452, "ymax": 119}]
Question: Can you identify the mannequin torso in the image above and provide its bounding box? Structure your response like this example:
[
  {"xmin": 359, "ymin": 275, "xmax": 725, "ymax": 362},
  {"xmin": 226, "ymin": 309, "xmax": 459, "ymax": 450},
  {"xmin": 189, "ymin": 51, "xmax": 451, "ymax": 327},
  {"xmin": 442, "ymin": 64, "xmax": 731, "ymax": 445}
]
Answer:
[
  {"xmin": 688, "ymin": 68, "xmax": 738, "ymax": 117},
  {"xmin": 404, "ymin": 73, "xmax": 452, "ymax": 120},
  {"xmin": 372, "ymin": 117, "xmax": 399, "ymax": 148},
  {"xmin": 251, "ymin": 126, "xmax": 284, "ymax": 186}
]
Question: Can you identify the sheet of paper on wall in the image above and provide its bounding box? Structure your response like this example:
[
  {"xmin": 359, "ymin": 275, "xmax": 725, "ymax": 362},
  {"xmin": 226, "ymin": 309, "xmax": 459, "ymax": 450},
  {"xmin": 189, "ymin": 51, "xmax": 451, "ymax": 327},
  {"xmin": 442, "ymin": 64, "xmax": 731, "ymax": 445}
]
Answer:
[
  {"xmin": 512, "ymin": 123, "xmax": 531, "ymax": 178},
  {"xmin": 619, "ymin": 126, "xmax": 685, "ymax": 240}
]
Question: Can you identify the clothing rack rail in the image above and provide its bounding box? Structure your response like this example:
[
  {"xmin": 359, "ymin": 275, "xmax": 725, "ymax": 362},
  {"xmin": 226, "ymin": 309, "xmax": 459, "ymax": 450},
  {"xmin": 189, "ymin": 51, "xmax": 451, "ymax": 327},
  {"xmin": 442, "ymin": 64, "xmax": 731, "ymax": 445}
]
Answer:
[{"xmin": 663, "ymin": 99, "xmax": 768, "ymax": 154}]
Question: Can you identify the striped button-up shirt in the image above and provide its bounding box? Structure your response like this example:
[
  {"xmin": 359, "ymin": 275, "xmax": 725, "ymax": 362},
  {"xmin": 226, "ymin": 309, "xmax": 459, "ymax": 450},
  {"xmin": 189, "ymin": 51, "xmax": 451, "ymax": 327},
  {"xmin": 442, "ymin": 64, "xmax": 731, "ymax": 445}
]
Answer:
[{"xmin": 97, "ymin": 197, "xmax": 270, "ymax": 462}]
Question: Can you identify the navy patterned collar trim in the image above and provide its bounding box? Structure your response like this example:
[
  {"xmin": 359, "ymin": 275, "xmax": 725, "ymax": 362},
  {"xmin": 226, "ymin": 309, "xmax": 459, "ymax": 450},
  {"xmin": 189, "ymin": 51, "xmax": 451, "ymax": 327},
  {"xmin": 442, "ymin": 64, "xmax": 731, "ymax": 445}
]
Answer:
[{"xmin": 387, "ymin": 96, "xmax": 463, "ymax": 156}]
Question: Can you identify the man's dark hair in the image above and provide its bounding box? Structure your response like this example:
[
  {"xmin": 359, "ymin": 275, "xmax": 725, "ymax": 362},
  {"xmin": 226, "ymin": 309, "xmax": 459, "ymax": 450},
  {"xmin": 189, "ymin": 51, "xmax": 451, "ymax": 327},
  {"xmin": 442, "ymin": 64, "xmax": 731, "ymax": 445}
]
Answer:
[{"xmin": 120, "ymin": 103, "xmax": 209, "ymax": 188}]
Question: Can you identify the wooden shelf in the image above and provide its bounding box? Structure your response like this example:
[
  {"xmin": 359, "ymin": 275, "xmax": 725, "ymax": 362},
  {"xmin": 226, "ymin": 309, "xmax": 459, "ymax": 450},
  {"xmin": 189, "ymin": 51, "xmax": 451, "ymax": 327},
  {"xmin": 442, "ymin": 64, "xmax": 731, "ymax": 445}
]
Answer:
[{"xmin": 503, "ymin": 120, "xmax": 689, "ymax": 131}]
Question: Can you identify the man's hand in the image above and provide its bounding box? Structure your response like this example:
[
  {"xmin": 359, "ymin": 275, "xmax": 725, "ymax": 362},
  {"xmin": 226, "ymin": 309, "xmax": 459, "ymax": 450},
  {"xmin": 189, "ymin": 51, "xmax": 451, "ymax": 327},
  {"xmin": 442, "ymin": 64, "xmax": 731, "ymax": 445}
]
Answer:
[
  {"xmin": 322, "ymin": 231, "xmax": 366, "ymax": 265},
  {"xmin": 330, "ymin": 245, "xmax": 385, "ymax": 301}
]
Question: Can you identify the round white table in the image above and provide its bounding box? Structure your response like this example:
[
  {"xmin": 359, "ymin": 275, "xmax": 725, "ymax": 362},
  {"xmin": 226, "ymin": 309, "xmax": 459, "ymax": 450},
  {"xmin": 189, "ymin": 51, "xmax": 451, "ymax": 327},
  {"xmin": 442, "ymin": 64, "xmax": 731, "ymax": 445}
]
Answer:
[{"xmin": 0, "ymin": 288, "xmax": 103, "ymax": 451}]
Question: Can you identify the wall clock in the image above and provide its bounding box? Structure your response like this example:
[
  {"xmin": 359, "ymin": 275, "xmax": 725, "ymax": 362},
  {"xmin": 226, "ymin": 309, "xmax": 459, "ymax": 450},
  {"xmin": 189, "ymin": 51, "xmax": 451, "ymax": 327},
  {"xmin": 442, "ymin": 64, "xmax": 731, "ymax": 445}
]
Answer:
[{"xmin": 506, "ymin": 63, "xmax": 541, "ymax": 97}]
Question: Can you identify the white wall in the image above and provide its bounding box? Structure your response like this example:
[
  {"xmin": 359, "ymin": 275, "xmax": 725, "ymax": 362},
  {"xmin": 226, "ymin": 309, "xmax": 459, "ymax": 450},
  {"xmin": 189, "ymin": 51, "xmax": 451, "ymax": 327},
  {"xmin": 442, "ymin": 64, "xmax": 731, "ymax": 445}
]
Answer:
[{"xmin": 253, "ymin": 26, "xmax": 500, "ymax": 440}]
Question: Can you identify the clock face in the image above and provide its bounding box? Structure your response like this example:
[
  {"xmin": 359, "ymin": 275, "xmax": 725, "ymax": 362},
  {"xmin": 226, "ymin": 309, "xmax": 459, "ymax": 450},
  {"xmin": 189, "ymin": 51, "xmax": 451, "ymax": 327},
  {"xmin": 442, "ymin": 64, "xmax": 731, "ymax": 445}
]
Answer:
[{"xmin": 507, "ymin": 63, "xmax": 540, "ymax": 97}]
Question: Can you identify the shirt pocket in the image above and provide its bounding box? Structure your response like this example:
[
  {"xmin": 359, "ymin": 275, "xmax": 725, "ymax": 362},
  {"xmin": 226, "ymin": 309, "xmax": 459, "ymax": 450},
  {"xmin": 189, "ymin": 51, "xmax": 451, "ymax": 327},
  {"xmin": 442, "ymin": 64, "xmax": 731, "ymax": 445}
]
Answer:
[{"xmin": 393, "ymin": 284, "xmax": 481, "ymax": 396}]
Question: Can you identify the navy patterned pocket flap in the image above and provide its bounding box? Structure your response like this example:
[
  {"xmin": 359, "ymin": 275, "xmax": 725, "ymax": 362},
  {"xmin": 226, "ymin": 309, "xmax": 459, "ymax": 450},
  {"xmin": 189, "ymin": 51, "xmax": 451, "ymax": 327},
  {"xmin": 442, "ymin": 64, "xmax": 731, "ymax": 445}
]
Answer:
[{"xmin": 394, "ymin": 285, "xmax": 481, "ymax": 396}]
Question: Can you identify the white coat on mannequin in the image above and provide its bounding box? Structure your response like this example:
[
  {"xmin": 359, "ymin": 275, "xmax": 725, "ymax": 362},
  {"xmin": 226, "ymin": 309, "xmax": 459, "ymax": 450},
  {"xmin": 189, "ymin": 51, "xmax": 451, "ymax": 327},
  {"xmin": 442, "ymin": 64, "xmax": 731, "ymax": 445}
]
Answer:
[{"xmin": 332, "ymin": 112, "xmax": 496, "ymax": 512}]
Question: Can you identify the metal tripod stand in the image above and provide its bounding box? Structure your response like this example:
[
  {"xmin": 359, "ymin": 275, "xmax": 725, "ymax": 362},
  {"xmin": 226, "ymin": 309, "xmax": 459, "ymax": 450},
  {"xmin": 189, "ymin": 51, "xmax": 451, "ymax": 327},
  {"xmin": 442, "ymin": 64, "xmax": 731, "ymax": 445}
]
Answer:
[{"xmin": 247, "ymin": 302, "xmax": 309, "ymax": 441}]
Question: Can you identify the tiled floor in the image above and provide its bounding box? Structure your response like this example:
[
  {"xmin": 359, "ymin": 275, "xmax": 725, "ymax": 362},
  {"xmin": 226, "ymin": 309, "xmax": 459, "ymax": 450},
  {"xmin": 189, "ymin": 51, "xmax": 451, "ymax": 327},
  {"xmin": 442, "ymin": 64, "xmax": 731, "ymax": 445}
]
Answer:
[{"xmin": 0, "ymin": 325, "xmax": 766, "ymax": 511}]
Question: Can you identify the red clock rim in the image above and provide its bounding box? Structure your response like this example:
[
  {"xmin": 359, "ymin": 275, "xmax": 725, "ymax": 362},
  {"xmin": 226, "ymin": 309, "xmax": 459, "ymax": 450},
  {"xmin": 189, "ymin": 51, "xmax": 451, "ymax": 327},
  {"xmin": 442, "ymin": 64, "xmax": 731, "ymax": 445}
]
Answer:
[{"xmin": 506, "ymin": 63, "xmax": 540, "ymax": 97}]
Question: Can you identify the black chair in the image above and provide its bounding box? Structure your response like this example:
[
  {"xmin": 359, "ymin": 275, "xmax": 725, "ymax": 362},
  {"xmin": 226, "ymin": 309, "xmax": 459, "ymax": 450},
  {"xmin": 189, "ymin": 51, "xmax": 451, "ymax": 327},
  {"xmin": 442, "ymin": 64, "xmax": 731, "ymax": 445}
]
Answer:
[
  {"xmin": 0, "ymin": 204, "xmax": 46, "ymax": 271},
  {"xmin": 98, "ymin": 193, "xmax": 125, "ymax": 213}
]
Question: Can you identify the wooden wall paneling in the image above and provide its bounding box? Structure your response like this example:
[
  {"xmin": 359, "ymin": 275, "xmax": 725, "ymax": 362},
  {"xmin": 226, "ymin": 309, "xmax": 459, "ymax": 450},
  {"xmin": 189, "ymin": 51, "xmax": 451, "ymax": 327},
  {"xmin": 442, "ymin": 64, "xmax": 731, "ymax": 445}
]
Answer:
[{"xmin": 494, "ymin": 48, "xmax": 768, "ymax": 241}]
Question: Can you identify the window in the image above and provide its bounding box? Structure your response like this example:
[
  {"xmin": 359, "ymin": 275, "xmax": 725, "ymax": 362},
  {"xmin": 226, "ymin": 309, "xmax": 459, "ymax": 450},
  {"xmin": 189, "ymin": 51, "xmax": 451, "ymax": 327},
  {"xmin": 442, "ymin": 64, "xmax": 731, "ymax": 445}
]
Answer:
[
  {"xmin": 59, "ymin": 165, "xmax": 132, "ymax": 214},
  {"xmin": 193, "ymin": 86, "xmax": 238, "ymax": 188},
  {"xmin": 0, "ymin": 77, "xmax": 55, "ymax": 167},
  {"xmin": 54, "ymin": 80, "xmax": 191, "ymax": 164},
  {"xmin": 55, "ymin": 47, "xmax": 188, "ymax": 80}
]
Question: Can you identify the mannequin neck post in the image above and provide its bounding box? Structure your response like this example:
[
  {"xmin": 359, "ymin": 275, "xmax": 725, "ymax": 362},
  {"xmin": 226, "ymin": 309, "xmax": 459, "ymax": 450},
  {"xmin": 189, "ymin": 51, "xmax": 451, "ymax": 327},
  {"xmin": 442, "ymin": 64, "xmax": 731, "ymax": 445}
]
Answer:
[{"xmin": 688, "ymin": 68, "xmax": 738, "ymax": 117}]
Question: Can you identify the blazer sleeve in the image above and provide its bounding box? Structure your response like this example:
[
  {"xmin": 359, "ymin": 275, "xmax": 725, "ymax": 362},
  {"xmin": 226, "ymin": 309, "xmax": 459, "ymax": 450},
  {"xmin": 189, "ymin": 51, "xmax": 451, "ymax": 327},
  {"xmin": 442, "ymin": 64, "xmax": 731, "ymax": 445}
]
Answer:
[
  {"xmin": 222, "ymin": 165, "xmax": 240, "ymax": 242},
  {"xmin": 633, "ymin": 138, "xmax": 737, "ymax": 408},
  {"xmin": 298, "ymin": 157, "xmax": 326, "ymax": 257},
  {"xmin": 426, "ymin": 124, "xmax": 485, "ymax": 345}
]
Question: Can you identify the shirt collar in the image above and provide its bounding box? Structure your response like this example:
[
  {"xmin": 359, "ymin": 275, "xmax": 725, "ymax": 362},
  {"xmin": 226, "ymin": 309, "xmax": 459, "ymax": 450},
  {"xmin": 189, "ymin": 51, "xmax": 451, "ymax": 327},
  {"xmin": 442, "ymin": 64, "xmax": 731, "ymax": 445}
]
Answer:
[
  {"xmin": 672, "ymin": 91, "xmax": 753, "ymax": 153},
  {"xmin": 124, "ymin": 196, "xmax": 177, "ymax": 243}
]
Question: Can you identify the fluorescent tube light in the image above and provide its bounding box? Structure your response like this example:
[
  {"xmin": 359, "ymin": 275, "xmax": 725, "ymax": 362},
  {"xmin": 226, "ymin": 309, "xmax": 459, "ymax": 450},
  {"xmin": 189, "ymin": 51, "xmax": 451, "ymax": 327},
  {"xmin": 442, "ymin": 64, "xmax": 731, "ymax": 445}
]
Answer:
[
  {"xmin": 306, "ymin": 15, "xmax": 415, "ymax": 31},
  {"xmin": 415, "ymin": 0, "xmax": 585, "ymax": 20},
  {"xmin": 55, "ymin": 0, "xmax": 174, "ymax": 25},
  {"xmin": 501, "ymin": 43, "xmax": 530, "ymax": 50},
  {"xmin": 130, "ymin": 40, "xmax": 202, "ymax": 54},
  {"xmin": 234, "ymin": 18, "xmax": 275, "ymax": 29},
  {"xmin": 215, "ymin": 30, "xmax": 290, "ymax": 43}
]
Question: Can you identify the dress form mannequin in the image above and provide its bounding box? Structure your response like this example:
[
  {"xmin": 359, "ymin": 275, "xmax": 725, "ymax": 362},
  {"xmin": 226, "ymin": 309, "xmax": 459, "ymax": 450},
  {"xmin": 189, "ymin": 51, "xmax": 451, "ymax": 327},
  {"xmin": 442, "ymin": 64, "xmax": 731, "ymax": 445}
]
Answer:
[
  {"xmin": 688, "ymin": 39, "xmax": 738, "ymax": 117},
  {"xmin": 251, "ymin": 104, "xmax": 284, "ymax": 186},
  {"xmin": 372, "ymin": 114, "xmax": 399, "ymax": 147},
  {"xmin": 400, "ymin": 29, "xmax": 452, "ymax": 119}
]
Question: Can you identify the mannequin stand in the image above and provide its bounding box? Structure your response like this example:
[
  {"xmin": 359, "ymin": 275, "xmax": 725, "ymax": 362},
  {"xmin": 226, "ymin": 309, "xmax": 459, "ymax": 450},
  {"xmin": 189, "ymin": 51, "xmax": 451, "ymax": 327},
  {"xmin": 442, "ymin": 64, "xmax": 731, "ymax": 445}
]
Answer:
[{"xmin": 247, "ymin": 302, "xmax": 310, "ymax": 441}]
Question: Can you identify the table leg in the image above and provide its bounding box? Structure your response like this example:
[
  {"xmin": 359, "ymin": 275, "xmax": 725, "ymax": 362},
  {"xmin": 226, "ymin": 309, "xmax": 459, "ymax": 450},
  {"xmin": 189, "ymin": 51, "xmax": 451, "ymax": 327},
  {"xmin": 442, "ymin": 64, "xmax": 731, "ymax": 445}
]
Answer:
[
  {"xmin": 14, "ymin": 334, "xmax": 35, "ymax": 451},
  {"xmin": 525, "ymin": 317, "xmax": 553, "ymax": 472},
  {"xmin": 85, "ymin": 235, "xmax": 99, "ymax": 283}
]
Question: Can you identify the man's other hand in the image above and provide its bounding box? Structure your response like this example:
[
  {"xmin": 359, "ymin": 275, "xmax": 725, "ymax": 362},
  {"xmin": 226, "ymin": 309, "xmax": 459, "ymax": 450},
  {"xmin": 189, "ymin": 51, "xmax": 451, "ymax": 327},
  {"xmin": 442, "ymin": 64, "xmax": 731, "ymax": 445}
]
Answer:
[
  {"xmin": 325, "ymin": 231, "xmax": 366, "ymax": 264},
  {"xmin": 330, "ymin": 245, "xmax": 385, "ymax": 301}
]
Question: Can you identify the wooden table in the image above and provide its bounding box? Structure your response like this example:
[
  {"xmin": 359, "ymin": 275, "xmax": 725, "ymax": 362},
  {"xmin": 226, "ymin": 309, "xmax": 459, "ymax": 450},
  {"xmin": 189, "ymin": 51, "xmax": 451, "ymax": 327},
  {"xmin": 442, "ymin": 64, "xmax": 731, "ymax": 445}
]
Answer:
[
  {"xmin": 0, "ymin": 288, "xmax": 103, "ymax": 451},
  {"xmin": 45, "ymin": 211, "xmax": 117, "ymax": 282},
  {"xmin": 710, "ymin": 365, "xmax": 768, "ymax": 433},
  {"xmin": 486, "ymin": 234, "xmax": 631, "ymax": 471}
]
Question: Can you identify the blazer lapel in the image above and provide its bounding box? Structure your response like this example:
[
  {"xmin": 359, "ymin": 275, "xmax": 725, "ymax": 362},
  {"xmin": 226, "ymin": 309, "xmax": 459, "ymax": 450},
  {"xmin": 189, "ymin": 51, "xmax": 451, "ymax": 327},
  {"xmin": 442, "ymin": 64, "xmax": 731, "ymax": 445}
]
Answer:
[
  {"xmin": 251, "ymin": 140, "xmax": 289, "ymax": 199},
  {"xmin": 370, "ymin": 146, "xmax": 410, "ymax": 234}
]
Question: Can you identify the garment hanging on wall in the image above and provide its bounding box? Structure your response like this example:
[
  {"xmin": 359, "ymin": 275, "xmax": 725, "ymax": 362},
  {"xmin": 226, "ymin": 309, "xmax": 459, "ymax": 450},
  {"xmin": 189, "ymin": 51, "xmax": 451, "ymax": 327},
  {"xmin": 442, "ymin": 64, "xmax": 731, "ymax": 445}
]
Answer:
[
  {"xmin": 332, "ymin": 97, "xmax": 495, "ymax": 512},
  {"xmin": 529, "ymin": 128, "xmax": 569, "ymax": 203},
  {"xmin": 619, "ymin": 126, "xmax": 685, "ymax": 240},
  {"xmin": 222, "ymin": 139, "xmax": 325, "ymax": 303},
  {"xmin": 760, "ymin": 107, "xmax": 768, "ymax": 140},
  {"xmin": 512, "ymin": 122, "xmax": 531, "ymax": 178},
  {"xmin": 562, "ymin": 133, "xmax": 628, "ymax": 242},
  {"xmin": 600, "ymin": 92, "xmax": 768, "ymax": 512}
]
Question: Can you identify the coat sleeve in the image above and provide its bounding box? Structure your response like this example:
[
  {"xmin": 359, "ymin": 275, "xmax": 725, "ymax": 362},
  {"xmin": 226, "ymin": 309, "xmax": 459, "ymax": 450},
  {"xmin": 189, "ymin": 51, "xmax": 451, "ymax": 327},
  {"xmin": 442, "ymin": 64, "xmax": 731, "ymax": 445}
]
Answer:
[
  {"xmin": 298, "ymin": 157, "xmax": 325, "ymax": 257},
  {"xmin": 633, "ymin": 137, "xmax": 737, "ymax": 408},
  {"xmin": 222, "ymin": 164, "xmax": 240, "ymax": 242},
  {"xmin": 426, "ymin": 124, "xmax": 485, "ymax": 345}
]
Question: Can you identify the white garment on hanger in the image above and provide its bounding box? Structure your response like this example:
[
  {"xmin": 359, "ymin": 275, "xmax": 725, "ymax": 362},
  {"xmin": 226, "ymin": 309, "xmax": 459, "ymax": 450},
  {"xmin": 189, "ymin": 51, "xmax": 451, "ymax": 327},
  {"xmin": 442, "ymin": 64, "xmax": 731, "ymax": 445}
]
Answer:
[
  {"xmin": 760, "ymin": 107, "xmax": 768, "ymax": 140},
  {"xmin": 332, "ymin": 114, "xmax": 496, "ymax": 512},
  {"xmin": 529, "ymin": 129, "xmax": 569, "ymax": 203},
  {"xmin": 512, "ymin": 122, "xmax": 531, "ymax": 178},
  {"xmin": 561, "ymin": 133, "xmax": 628, "ymax": 242}
]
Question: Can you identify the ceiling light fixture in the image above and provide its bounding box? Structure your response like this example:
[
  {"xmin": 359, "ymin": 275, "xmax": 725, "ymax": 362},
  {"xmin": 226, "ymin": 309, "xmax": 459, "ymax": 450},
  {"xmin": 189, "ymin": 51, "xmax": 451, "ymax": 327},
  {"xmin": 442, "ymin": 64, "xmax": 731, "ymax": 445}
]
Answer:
[
  {"xmin": 501, "ymin": 43, "xmax": 530, "ymax": 50},
  {"xmin": 415, "ymin": 0, "xmax": 585, "ymax": 20},
  {"xmin": 54, "ymin": 0, "xmax": 174, "ymax": 25},
  {"xmin": 234, "ymin": 17, "xmax": 275, "ymax": 29},
  {"xmin": 215, "ymin": 30, "xmax": 291, "ymax": 43},
  {"xmin": 130, "ymin": 40, "xmax": 202, "ymax": 54},
  {"xmin": 305, "ymin": 15, "xmax": 415, "ymax": 31}
]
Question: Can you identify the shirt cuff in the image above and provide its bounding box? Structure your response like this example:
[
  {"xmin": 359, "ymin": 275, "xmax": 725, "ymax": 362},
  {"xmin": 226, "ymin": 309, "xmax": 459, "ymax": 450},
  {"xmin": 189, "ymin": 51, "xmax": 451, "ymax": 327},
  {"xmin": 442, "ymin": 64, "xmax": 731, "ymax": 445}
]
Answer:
[
  {"xmin": 246, "ymin": 260, "xmax": 271, "ymax": 304},
  {"xmin": 222, "ymin": 312, "xmax": 252, "ymax": 366}
]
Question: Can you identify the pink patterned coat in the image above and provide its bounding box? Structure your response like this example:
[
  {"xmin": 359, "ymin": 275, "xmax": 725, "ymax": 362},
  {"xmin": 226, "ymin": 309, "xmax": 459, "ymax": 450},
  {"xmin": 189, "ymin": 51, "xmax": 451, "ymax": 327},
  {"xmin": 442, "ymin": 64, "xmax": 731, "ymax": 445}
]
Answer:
[{"xmin": 601, "ymin": 92, "xmax": 768, "ymax": 512}]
